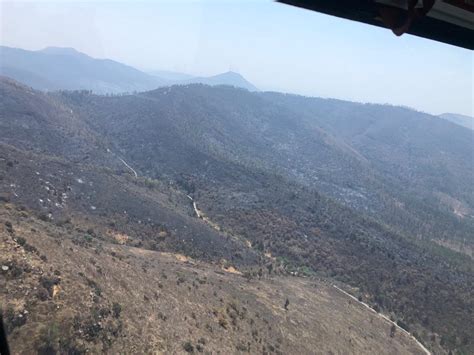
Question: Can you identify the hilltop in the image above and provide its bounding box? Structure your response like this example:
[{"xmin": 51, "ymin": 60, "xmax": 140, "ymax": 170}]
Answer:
[{"xmin": 178, "ymin": 71, "xmax": 258, "ymax": 91}]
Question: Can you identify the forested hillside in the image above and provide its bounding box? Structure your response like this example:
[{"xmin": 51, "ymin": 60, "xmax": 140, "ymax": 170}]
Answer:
[
  {"xmin": 60, "ymin": 85, "xmax": 473, "ymax": 255},
  {"xmin": 1, "ymin": 77, "xmax": 473, "ymax": 353}
]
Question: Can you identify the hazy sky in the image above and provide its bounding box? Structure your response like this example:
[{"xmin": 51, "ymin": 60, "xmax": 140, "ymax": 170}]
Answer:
[{"xmin": 1, "ymin": 0, "xmax": 472, "ymax": 116}]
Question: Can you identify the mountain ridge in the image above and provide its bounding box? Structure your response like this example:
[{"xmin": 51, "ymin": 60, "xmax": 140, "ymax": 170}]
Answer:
[
  {"xmin": 439, "ymin": 112, "xmax": 473, "ymax": 130},
  {"xmin": 0, "ymin": 46, "xmax": 259, "ymax": 93},
  {"xmin": 0, "ymin": 45, "xmax": 166, "ymax": 93}
]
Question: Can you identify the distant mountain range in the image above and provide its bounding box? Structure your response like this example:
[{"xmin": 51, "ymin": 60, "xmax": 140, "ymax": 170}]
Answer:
[
  {"xmin": 0, "ymin": 46, "xmax": 165, "ymax": 93},
  {"xmin": 439, "ymin": 112, "xmax": 473, "ymax": 130},
  {"xmin": 147, "ymin": 69, "xmax": 195, "ymax": 81},
  {"xmin": 0, "ymin": 46, "xmax": 258, "ymax": 93}
]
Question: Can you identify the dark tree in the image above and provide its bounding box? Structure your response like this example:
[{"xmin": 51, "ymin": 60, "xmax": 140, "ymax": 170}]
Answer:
[{"xmin": 390, "ymin": 324, "xmax": 396, "ymax": 338}]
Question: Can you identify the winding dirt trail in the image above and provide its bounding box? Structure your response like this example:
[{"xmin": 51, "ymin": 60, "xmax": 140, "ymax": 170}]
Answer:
[
  {"xmin": 105, "ymin": 148, "xmax": 138, "ymax": 177},
  {"xmin": 333, "ymin": 285, "xmax": 431, "ymax": 355},
  {"xmin": 118, "ymin": 157, "xmax": 138, "ymax": 177}
]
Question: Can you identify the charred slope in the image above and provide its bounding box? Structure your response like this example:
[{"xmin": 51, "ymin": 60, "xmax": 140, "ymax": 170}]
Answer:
[
  {"xmin": 0, "ymin": 142, "xmax": 258, "ymax": 266},
  {"xmin": 0, "ymin": 77, "xmax": 118, "ymax": 168},
  {"xmin": 1, "ymin": 78, "xmax": 473, "ymax": 352},
  {"xmin": 1, "ymin": 205, "xmax": 430, "ymax": 355},
  {"xmin": 59, "ymin": 85, "xmax": 369, "ymax": 185},
  {"xmin": 61, "ymin": 85, "xmax": 474, "ymax": 251},
  {"xmin": 57, "ymin": 85, "xmax": 474, "ymax": 353},
  {"xmin": 262, "ymin": 92, "xmax": 474, "ymax": 251},
  {"xmin": 193, "ymin": 174, "xmax": 474, "ymax": 353},
  {"xmin": 262, "ymin": 92, "xmax": 474, "ymax": 209}
]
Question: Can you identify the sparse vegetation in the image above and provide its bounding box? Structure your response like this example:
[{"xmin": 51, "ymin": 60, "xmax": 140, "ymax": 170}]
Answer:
[
  {"xmin": 15, "ymin": 236, "xmax": 26, "ymax": 246},
  {"xmin": 183, "ymin": 341, "xmax": 194, "ymax": 353},
  {"xmin": 4, "ymin": 221, "xmax": 13, "ymax": 233},
  {"xmin": 3, "ymin": 306, "xmax": 27, "ymax": 333},
  {"xmin": 112, "ymin": 302, "xmax": 122, "ymax": 318}
]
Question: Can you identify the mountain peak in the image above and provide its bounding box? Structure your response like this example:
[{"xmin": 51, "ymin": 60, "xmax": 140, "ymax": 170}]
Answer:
[
  {"xmin": 220, "ymin": 70, "xmax": 242, "ymax": 76},
  {"xmin": 40, "ymin": 47, "xmax": 85, "ymax": 57},
  {"xmin": 173, "ymin": 70, "xmax": 258, "ymax": 91},
  {"xmin": 214, "ymin": 71, "xmax": 247, "ymax": 81},
  {"xmin": 206, "ymin": 71, "xmax": 258, "ymax": 91}
]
